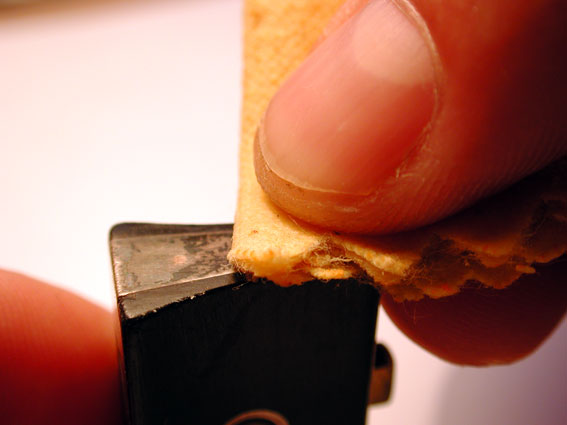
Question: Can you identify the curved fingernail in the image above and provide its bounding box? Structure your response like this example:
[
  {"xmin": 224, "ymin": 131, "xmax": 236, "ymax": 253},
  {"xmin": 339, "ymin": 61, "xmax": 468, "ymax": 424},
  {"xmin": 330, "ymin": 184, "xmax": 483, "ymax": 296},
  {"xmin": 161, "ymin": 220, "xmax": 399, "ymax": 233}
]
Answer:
[{"xmin": 259, "ymin": 0, "xmax": 437, "ymax": 195}]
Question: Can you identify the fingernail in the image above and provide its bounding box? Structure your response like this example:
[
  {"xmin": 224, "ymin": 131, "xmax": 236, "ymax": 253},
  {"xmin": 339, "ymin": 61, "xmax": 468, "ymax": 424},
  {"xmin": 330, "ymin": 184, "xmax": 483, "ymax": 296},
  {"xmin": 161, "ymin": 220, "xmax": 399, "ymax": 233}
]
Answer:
[{"xmin": 259, "ymin": 0, "xmax": 437, "ymax": 195}]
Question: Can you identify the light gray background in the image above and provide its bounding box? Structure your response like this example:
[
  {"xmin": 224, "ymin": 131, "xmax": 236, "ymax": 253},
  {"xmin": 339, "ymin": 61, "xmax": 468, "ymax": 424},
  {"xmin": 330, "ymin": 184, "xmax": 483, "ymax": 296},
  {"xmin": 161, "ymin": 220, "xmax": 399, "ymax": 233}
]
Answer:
[{"xmin": 1, "ymin": 1, "xmax": 565, "ymax": 424}]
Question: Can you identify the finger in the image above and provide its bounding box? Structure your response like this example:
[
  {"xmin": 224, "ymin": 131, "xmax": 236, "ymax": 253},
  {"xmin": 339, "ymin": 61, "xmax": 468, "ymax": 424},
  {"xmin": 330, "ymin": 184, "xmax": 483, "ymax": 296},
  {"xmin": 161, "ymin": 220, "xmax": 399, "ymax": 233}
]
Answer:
[
  {"xmin": 0, "ymin": 269, "xmax": 122, "ymax": 425},
  {"xmin": 255, "ymin": 0, "xmax": 567, "ymax": 233},
  {"xmin": 317, "ymin": 0, "xmax": 368, "ymax": 41},
  {"xmin": 380, "ymin": 261, "xmax": 567, "ymax": 365}
]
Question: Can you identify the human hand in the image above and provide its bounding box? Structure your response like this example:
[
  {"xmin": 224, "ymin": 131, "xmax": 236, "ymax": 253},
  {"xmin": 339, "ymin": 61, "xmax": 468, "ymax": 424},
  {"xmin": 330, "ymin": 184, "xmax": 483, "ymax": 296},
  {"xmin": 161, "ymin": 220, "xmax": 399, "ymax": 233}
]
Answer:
[
  {"xmin": 0, "ymin": 270, "xmax": 122, "ymax": 424},
  {"xmin": 1, "ymin": 266, "xmax": 564, "ymax": 425},
  {"xmin": 2, "ymin": 1, "xmax": 565, "ymax": 422},
  {"xmin": 255, "ymin": 0, "xmax": 567, "ymax": 364},
  {"xmin": 1, "ymin": 268, "xmax": 565, "ymax": 424}
]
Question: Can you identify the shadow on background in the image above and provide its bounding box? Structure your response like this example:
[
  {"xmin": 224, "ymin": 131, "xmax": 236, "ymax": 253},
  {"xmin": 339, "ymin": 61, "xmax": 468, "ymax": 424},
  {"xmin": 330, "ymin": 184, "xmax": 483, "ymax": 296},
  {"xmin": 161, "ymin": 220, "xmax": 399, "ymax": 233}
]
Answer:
[{"xmin": 433, "ymin": 319, "xmax": 567, "ymax": 425}]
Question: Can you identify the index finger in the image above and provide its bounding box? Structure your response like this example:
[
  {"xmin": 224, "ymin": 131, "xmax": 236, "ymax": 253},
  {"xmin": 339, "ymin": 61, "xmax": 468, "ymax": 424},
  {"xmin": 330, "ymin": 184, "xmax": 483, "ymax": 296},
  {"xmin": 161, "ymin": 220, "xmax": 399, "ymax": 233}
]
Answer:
[{"xmin": 0, "ymin": 269, "xmax": 122, "ymax": 425}]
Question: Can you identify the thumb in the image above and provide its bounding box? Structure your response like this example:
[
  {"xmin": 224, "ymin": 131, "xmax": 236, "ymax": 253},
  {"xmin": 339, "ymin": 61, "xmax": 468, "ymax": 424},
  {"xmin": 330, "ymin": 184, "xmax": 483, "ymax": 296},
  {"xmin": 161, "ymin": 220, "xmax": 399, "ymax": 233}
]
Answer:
[{"xmin": 255, "ymin": 0, "xmax": 567, "ymax": 233}]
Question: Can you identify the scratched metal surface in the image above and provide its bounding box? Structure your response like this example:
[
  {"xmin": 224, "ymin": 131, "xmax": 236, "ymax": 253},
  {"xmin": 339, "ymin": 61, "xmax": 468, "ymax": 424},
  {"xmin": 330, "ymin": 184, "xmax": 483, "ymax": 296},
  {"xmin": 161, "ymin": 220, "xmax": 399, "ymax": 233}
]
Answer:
[
  {"xmin": 1, "ymin": 2, "xmax": 565, "ymax": 424},
  {"xmin": 111, "ymin": 227, "xmax": 234, "ymax": 296}
]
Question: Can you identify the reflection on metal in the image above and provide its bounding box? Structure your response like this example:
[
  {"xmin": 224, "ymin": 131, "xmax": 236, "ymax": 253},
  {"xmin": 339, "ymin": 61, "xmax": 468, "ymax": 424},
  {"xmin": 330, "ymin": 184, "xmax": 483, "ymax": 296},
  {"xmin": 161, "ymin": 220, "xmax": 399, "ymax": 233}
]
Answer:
[
  {"xmin": 224, "ymin": 409, "xmax": 290, "ymax": 425},
  {"xmin": 112, "ymin": 225, "xmax": 234, "ymax": 295},
  {"xmin": 111, "ymin": 222, "xmax": 392, "ymax": 425},
  {"xmin": 110, "ymin": 223, "xmax": 239, "ymax": 318},
  {"xmin": 368, "ymin": 343, "xmax": 394, "ymax": 405}
]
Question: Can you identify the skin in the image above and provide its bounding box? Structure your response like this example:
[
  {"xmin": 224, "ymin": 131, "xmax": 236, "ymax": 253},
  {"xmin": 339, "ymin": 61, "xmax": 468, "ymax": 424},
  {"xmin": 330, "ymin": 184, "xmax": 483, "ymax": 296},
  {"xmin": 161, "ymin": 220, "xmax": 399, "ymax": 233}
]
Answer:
[
  {"xmin": 1, "ymin": 266, "xmax": 565, "ymax": 422},
  {"xmin": 381, "ymin": 263, "xmax": 567, "ymax": 366},
  {"xmin": 256, "ymin": 0, "xmax": 567, "ymax": 364},
  {"xmin": 258, "ymin": 0, "xmax": 567, "ymax": 233},
  {"xmin": 1, "ymin": 0, "xmax": 566, "ymax": 422},
  {"xmin": 0, "ymin": 270, "xmax": 122, "ymax": 424}
]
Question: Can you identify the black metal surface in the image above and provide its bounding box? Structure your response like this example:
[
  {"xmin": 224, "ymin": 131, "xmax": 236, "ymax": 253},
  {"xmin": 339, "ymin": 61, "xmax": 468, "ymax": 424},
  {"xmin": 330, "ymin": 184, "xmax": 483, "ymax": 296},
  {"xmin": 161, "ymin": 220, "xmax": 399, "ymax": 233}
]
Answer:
[{"xmin": 111, "ymin": 223, "xmax": 383, "ymax": 425}]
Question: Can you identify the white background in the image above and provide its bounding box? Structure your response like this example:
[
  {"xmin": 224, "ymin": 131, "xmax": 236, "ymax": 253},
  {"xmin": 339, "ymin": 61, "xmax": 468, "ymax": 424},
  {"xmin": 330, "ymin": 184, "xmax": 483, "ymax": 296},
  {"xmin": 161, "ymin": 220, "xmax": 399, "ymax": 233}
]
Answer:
[{"xmin": 1, "ymin": 1, "xmax": 565, "ymax": 424}]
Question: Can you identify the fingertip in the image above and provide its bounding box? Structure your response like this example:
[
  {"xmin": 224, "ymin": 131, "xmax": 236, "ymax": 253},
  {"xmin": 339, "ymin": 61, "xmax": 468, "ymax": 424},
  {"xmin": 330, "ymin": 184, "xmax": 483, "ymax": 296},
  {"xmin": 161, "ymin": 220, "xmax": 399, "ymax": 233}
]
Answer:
[
  {"xmin": 380, "ymin": 261, "xmax": 567, "ymax": 366},
  {"xmin": 0, "ymin": 270, "xmax": 122, "ymax": 425},
  {"xmin": 255, "ymin": 0, "xmax": 567, "ymax": 234},
  {"xmin": 259, "ymin": 0, "xmax": 436, "ymax": 197}
]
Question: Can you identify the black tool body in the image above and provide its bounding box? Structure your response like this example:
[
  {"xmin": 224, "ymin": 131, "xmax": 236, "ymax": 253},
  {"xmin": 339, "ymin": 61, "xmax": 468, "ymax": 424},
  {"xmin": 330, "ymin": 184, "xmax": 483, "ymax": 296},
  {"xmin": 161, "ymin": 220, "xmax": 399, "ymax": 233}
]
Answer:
[{"xmin": 111, "ymin": 223, "xmax": 388, "ymax": 425}]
